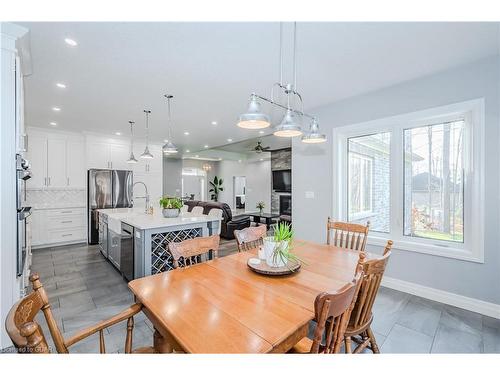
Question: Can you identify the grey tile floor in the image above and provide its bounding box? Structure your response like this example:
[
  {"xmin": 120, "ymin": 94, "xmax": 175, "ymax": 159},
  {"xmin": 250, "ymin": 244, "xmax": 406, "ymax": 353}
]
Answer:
[{"xmin": 29, "ymin": 242, "xmax": 500, "ymax": 354}]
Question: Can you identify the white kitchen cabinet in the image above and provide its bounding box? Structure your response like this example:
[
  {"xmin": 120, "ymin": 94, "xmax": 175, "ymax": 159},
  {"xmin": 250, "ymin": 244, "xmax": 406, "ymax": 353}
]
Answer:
[
  {"xmin": 86, "ymin": 141, "xmax": 132, "ymax": 170},
  {"xmin": 66, "ymin": 140, "xmax": 86, "ymax": 187},
  {"xmin": 26, "ymin": 133, "xmax": 47, "ymax": 188},
  {"xmin": 31, "ymin": 207, "xmax": 86, "ymax": 248},
  {"xmin": 30, "ymin": 210, "xmax": 47, "ymax": 247},
  {"xmin": 47, "ymin": 138, "xmax": 67, "ymax": 187},
  {"xmin": 132, "ymin": 144, "xmax": 163, "ymax": 209}
]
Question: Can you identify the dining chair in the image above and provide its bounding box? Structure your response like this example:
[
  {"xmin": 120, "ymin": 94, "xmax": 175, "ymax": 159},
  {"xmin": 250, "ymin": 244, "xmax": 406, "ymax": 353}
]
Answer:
[
  {"xmin": 180, "ymin": 204, "xmax": 189, "ymax": 213},
  {"xmin": 191, "ymin": 206, "xmax": 204, "ymax": 215},
  {"xmin": 208, "ymin": 208, "xmax": 223, "ymax": 235},
  {"xmin": 343, "ymin": 240, "xmax": 393, "ymax": 353},
  {"xmin": 234, "ymin": 224, "xmax": 267, "ymax": 252},
  {"xmin": 169, "ymin": 235, "xmax": 220, "ymax": 268},
  {"xmin": 288, "ymin": 254, "xmax": 364, "ymax": 354},
  {"xmin": 326, "ymin": 217, "xmax": 370, "ymax": 251},
  {"xmin": 5, "ymin": 273, "xmax": 155, "ymax": 354}
]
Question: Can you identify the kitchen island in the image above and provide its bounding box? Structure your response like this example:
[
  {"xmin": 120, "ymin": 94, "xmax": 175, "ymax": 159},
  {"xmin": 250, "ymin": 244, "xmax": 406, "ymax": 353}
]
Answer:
[{"xmin": 96, "ymin": 208, "xmax": 221, "ymax": 280}]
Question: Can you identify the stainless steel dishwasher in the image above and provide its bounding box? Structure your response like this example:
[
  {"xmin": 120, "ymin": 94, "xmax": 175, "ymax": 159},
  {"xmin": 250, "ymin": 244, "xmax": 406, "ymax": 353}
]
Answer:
[{"xmin": 120, "ymin": 222, "xmax": 134, "ymax": 281}]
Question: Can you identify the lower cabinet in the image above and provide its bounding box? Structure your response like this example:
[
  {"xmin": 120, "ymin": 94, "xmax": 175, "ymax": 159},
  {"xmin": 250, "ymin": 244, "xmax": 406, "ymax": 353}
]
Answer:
[{"xmin": 31, "ymin": 207, "xmax": 86, "ymax": 248}]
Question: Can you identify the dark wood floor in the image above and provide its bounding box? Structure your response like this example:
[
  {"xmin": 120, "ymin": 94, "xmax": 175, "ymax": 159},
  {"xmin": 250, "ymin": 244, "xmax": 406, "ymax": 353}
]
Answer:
[{"xmin": 27, "ymin": 241, "xmax": 500, "ymax": 353}]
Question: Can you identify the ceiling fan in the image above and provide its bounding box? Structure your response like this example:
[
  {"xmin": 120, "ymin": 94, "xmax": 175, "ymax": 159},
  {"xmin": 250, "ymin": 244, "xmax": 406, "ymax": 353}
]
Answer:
[{"xmin": 252, "ymin": 141, "xmax": 271, "ymax": 153}]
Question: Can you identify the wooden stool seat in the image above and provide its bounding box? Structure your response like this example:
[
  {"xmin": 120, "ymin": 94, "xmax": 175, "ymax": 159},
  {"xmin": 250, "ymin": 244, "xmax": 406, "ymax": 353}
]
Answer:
[{"xmin": 288, "ymin": 337, "xmax": 313, "ymax": 354}]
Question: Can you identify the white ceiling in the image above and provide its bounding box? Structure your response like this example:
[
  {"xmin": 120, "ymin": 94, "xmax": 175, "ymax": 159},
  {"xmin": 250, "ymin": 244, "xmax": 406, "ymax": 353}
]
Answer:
[{"xmin": 20, "ymin": 22, "xmax": 499, "ymax": 152}]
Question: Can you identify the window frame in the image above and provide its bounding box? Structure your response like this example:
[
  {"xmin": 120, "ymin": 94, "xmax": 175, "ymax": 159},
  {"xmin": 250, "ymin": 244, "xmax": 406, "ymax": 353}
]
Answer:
[
  {"xmin": 332, "ymin": 99, "xmax": 485, "ymax": 263},
  {"xmin": 347, "ymin": 151, "xmax": 374, "ymax": 220}
]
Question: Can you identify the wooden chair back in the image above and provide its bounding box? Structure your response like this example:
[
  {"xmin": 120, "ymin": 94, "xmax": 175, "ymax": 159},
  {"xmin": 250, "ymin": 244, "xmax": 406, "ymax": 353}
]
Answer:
[
  {"xmin": 309, "ymin": 258, "xmax": 364, "ymax": 354},
  {"xmin": 348, "ymin": 240, "xmax": 392, "ymax": 331},
  {"xmin": 5, "ymin": 273, "xmax": 68, "ymax": 353},
  {"xmin": 234, "ymin": 224, "xmax": 267, "ymax": 252},
  {"xmin": 326, "ymin": 217, "xmax": 370, "ymax": 251},
  {"xmin": 169, "ymin": 235, "xmax": 220, "ymax": 268}
]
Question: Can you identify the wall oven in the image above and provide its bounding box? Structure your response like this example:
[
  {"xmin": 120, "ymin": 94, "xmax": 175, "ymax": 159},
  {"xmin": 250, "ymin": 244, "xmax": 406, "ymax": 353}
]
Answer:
[{"xmin": 16, "ymin": 154, "xmax": 32, "ymax": 276}]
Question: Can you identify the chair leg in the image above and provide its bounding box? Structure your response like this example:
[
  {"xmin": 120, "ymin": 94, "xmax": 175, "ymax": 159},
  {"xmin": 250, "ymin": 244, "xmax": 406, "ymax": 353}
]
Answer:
[
  {"xmin": 366, "ymin": 327, "xmax": 380, "ymax": 354},
  {"xmin": 344, "ymin": 336, "xmax": 352, "ymax": 353},
  {"xmin": 125, "ymin": 316, "xmax": 134, "ymax": 353}
]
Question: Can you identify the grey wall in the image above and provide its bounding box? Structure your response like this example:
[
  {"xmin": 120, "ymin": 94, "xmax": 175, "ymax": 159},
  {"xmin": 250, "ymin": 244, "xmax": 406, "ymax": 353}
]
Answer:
[
  {"xmin": 163, "ymin": 157, "xmax": 182, "ymax": 197},
  {"xmin": 292, "ymin": 56, "xmax": 500, "ymax": 304}
]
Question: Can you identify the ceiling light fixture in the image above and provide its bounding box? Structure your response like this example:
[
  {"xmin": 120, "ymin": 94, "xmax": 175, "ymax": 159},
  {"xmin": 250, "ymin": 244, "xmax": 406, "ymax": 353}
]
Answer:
[
  {"xmin": 238, "ymin": 22, "xmax": 325, "ymax": 143},
  {"xmin": 140, "ymin": 110, "xmax": 154, "ymax": 159},
  {"xmin": 211, "ymin": 121, "xmax": 217, "ymax": 125},
  {"xmin": 259, "ymin": 130, "xmax": 265, "ymax": 134},
  {"xmin": 184, "ymin": 131, "xmax": 190, "ymax": 136},
  {"xmin": 126, "ymin": 121, "xmax": 138, "ymax": 164},
  {"xmin": 202, "ymin": 163, "xmax": 212, "ymax": 172},
  {"xmin": 56, "ymin": 83, "xmax": 66, "ymax": 89},
  {"xmin": 162, "ymin": 95, "xmax": 178, "ymax": 154},
  {"xmin": 301, "ymin": 118, "xmax": 326, "ymax": 143},
  {"xmin": 204, "ymin": 145, "xmax": 209, "ymax": 148},
  {"xmin": 227, "ymin": 138, "xmax": 232, "ymax": 142},
  {"xmin": 49, "ymin": 122, "xmax": 57, "ymax": 126},
  {"xmin": 185, "ymin": 150, "xmax": 190, "ymax": 153},
  {"xmin": 64, "ymin": 38, "xmax": 78, "ymax": 46},
  {"xmin": 115, "ymin": 132, "xmax": 121, "ymax": 136},
  {"xmin": 52, "ymin": 107, "xmax": 61, "ymax": 111}
]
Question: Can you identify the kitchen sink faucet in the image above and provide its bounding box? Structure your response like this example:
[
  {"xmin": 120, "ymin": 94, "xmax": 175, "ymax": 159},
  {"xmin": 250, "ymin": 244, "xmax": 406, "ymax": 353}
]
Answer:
[{"xmin": 133, "ymin": 181, "xmax": 150, "ymax": 213}]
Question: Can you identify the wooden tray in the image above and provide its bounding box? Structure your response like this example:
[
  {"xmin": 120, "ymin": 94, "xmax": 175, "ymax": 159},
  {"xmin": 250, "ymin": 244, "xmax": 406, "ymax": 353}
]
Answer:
[{"xmin": 247, "ymin": 258, "xmax": 301, "ymax": 276}]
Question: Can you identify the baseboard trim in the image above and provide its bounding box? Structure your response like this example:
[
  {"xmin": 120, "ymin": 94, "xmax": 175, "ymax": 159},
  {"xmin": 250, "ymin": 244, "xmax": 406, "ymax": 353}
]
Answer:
[{"xmin": 381, "ymin": 276, "xmax": 500, "ymax": 319}]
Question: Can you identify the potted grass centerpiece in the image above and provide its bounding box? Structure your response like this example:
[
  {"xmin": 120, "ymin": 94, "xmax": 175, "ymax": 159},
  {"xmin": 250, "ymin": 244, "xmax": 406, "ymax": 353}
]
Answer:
[
  {"xmin": 159, "ymin": 197, "xmax": 183, "ymax": 218},
  {"xmin": 263, "ymin": 222, "xmax": 299, "ymax": 268}
]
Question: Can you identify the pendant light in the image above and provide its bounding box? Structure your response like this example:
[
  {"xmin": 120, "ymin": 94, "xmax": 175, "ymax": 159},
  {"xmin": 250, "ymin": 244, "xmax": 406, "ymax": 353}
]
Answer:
[
  {"xmin": 239, "ymin": 22, "xmax": 327, "ymax": 141},
  {"xmin": 163, "ymin": 94, "xmax": 178, "ymax": 154},
  {"xmin": 301, "ymin": 118, "xmax": 326, "ymax": 143},
  {"xmin": 237, "ymin": 94, "xmax": 270, "ymax": 129},
  {"xmin": 126, "ymin": 121, "xmax": 138, "ymax": 163},
  {"xmin": 140, "ymin": 110, "xmax": 154, "ymax": 159}
]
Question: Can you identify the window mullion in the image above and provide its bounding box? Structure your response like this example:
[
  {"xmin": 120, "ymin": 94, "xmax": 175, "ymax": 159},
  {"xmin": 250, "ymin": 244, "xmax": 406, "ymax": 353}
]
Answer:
[{"xmin": 390, "ymin": 126, "xmax": 403, "ymax": 241}]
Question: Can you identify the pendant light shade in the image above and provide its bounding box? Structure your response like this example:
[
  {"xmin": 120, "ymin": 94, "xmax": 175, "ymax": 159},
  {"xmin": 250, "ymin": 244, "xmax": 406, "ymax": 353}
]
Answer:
[
  {"xmin": 273, "ymin": 109, "xmax": 303, "ymax": 137},
  {"xmin": 162, "ymin": 94, "xmax": 178, "ymax": 154},
  {"xmin": 141, "ymin": 110, "xmax": 154, "ymax": 159},
  {"xmin": 162, "ymin": 140, "xmax": 178, "ymax": 154},
  {"xmin": 126, "ymin": 121, "xmax": 138, "ymax": 163},
  {"xmin": 301, "ymin": 118, "xmax": 326, "ymax": 143},
  {"xmin": 237, "ymin": 94, "xmax": 271, "ymax": 129}
]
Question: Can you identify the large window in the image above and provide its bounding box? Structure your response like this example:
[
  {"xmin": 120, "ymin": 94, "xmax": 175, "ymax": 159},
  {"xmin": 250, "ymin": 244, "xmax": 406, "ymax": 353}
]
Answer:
[{"xmin": 333, "ymin": 100, "xmax": 484, "ymax": 262}]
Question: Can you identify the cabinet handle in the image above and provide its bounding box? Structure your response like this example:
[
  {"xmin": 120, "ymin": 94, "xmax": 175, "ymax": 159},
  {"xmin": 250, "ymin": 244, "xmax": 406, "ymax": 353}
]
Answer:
[
  {"xmin": 61, "ymin": 210, "xmax": 73, "ymax": 213},
  {"xmin": 44, "ymin": 177, "xmax": 47, "ymax": 186},
  {"xmin": 48, "ymin": 177, "xmax": 51, "ymax": 186},
  {"xmin": 61, "ymin": 220, "xmax": 73, "ymax": 223},
  {"xmin": 62, "ymin": 234, "xmax": 73, "ymax": 237},
  {"xmin": 67, "ymin": 177, "xmax": 69, "ymax": 186}
]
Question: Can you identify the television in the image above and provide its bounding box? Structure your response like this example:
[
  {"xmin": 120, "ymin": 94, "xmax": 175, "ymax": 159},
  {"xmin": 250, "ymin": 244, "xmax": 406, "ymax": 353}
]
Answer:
[{"xmin": 272, "ymin": 169, "xmax": 291, "ymax": 192}]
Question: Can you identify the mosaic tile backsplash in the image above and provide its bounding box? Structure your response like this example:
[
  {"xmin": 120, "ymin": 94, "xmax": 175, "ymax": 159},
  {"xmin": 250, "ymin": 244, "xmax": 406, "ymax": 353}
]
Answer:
[{"xmin": 26, "ymin": 188, "xmax": 86, "ymax": 208}]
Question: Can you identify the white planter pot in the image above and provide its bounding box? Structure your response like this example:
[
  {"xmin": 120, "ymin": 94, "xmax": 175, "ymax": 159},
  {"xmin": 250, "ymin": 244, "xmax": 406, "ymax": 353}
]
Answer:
[
  {"xmin": 162, "ymin": 208, "xmax": 180, "ymax": 218},
  {"xmin": 263, "ymin": 237, "xmax": 288, "ymax": 268}
]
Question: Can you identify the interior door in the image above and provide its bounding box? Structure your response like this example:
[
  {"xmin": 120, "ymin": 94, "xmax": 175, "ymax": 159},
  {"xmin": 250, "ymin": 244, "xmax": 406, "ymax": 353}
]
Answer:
[
  {"xmin": 25, "ymin": 134, "xmax": 47, "ymax": 188},
  {"xmin": 47, "ymin": 138, "xmax": 67, "ymax": 187}
]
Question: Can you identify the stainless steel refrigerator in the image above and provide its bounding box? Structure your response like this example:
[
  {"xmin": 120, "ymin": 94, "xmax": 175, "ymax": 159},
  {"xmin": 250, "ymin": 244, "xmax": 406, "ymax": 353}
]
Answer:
[{"xmin": 88, "ymin": 169, "xmax": 133, "ymax": 244}]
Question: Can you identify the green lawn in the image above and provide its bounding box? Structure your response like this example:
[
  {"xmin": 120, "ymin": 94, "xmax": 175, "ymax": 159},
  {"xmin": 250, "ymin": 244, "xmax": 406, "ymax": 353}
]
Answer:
[{"xmin": 413, "ymin": 230, "xmax": 463, "ymax": 242}]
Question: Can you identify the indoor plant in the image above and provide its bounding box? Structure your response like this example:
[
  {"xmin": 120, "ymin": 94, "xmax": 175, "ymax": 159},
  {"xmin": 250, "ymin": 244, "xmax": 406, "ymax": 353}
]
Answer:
[
  {"xmin": 256, "ymin": 201, "xmax": 265, "ymax": 215},
  {"xmin": 209, "ymin": 176, "xmax": 224, "ymax": 201},
  {"xmin": 263, "ymin": 222, "xmax": 299, "ymax": 268},
  {"xmin": 159, "ymin": 197, "xmax": 183, "ymax": 218}
]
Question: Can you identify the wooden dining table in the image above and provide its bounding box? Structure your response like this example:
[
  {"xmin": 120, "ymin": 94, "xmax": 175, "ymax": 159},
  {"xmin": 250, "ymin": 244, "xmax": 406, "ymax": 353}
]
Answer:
[{"xmin": 128, "ymin": 239, "xmax": 374, "ymax": 353}]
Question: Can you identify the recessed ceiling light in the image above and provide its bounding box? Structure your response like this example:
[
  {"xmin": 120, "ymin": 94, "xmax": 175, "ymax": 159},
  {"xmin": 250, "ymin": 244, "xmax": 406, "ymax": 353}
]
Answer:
[
  {"xmin": 238, "ymin": 160, "xmax": 242, "ymax": 163},
  {"xmin": 164, "ymin": 139, "xmax": 169, "ymax": 143},
  {"xmin": 259, "ymin": 130, "xmax": 265, "ymax": 134},
  {"xmin": 184, "ymin": 131, "xmax": 190, "ymax": 136},
  {"xmin": 115, "ymin": 132, "xmax": 121, "ymax": 136},
  {"xmin": 185, "ymin": 150, "xmax": 190, "ymax": 153},
  {"xmin": 56, "ymin": 82, "xmax": 67, "ymax": 89},
  {"xmin": 49, "ymin": 122, "xmax": 57, "ymax": 126},
  {"xmin": 52, "ymin": 107, "xmax": 61, "ymax": 112},
  {"xmin": 260, "ymin": 158, "xmax": 264, "ymax": 161},
  {"xmin": 64, "ymin": 38, "xmax": 78, "ymax": 46},
  {"xmin": 204, "ymin": 145, "xmax": 209, "ymax": 148},
  {"xmin": 195, "ymin": 155, "xmax": 199, "ymax": 158},
  {"xmin": 227, "ymin": 138, "xmax": 232, "ymax": 142},
  {"xmin": 211, "ymin": 121, "xmax": 217, "ymax": 125},
  {"xmin": 218, "ymin": 158, "xmax": 222, "ymax": 161}
]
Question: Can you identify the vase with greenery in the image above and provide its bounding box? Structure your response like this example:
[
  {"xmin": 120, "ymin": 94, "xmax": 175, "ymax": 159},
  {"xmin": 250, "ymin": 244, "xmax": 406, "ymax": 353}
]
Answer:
[
  {"xmin": 209, "ymin": 176, "xmax": 224, "ymax": 202},
  {"xmin": 159, "ymin": 197, "xmax": 183, "ymax": 218},
  {"xmin": 256, "ymin": 201, "xmax": 265, "ymax": 215},
  {"xmin": 263, "ymin": 222, "xmax": 299, "ymax": 268}
]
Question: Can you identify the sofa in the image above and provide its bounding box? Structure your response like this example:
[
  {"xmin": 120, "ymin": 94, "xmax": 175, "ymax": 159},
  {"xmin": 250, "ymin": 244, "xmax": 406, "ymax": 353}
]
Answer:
[{"xmin": 185, "ymin": 200, "xmax": 251, "ymax": 240}]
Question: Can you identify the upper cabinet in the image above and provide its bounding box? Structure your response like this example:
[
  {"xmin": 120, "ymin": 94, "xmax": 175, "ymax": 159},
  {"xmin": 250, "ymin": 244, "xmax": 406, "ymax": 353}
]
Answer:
[
  {"xmin": 86, "ymin": 138, "xmax": 132, "ymax": 171},
  {"xmin": 25, "ymin": 129, "xmax": 86, "ymax": 188}
]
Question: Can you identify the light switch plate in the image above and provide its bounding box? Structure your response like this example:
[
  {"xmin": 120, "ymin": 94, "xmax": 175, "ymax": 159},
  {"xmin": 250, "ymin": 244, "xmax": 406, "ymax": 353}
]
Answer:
[{"xmin": 305, "ymin": 191, "xmax": 315, "ymax": 199}]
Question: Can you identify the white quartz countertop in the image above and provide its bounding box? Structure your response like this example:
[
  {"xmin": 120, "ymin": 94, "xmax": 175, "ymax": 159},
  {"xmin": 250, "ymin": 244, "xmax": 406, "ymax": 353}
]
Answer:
[{"xmin": 97, "ymin": 208, "xmax": 220, "ymax": 230}]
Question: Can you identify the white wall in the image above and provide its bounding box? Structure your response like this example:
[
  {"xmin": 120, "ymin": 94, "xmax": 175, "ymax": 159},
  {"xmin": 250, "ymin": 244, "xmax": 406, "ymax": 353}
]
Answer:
[
  {"xmin": 293, "ymin": 56, "xmax": 500, "ymax": 305},
  {"xmin": 214, "ymin": 159, "xmax": 271, "ymax": 211}
]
